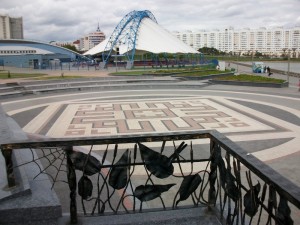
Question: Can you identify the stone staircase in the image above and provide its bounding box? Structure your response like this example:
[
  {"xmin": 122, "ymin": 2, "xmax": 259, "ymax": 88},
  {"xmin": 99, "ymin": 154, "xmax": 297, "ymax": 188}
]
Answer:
[{"xmin": 0, "ymin": 76, "xmax": 210, "ymax": 99}]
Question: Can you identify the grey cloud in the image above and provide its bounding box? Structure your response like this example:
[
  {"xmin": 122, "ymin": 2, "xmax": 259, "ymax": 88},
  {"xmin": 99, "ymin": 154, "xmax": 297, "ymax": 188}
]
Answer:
[{"xmin": 1, "ymin": 0, "xmax": 300, "ymax": 41}]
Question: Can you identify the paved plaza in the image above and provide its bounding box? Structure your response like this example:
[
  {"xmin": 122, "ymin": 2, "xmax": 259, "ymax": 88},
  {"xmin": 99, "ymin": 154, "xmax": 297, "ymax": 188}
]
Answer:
[
  {"xmin": 1, "ymin": 71, "xmax": 300, "ymax": 181},
  {"xmin": 0, "ymin": 65, "xmax": 299, "ymax": 224}
]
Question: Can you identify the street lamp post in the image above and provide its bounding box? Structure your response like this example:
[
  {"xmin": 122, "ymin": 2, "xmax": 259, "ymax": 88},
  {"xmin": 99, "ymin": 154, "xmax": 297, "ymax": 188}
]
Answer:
[
  {"xmin": 115, "ymin": 55, "xmax": 118, "ymax": 72},
  {"xmin": 250, "ymin": 50, "xmax": 254, "ymax": 73},
  {"xmin": 236, "ymin": 51, "xmax": 239, "ymax": 74},
  {"xmin": 287, "ymin": 49, "xmax": 290, "ymax": 84},
  {"xmin": 282, "ymin": 48, "xmax": 289, "ymax": 83}
]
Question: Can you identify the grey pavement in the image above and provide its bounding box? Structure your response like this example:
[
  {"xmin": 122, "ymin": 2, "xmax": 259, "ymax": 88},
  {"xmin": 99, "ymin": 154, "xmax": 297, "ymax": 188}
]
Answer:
[{"xmin": 0, "ymin": 66, "xmax": 299, "ymax": 224}]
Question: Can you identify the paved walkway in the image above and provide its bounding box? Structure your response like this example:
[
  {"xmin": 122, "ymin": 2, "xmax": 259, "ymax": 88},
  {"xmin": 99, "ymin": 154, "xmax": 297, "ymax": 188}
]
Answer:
[
  {"xmin": 0, "ymin": 66, "xmax": 299, "ymax": 222},
  {"xmin": 1, "ymin": 81, "xmax": 299, "ymax": 178},
  {"xmin": 2, "ymin": 63, "xmax": 299, "ymax": 87}
]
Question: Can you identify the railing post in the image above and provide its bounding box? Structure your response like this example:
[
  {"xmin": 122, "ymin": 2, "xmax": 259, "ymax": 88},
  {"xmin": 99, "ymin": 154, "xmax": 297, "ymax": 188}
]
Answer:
[
  {"xmin": 1, "ymin": 147, "xmax": 16, "ymax": 187},
  {"xmin": 65, "ymin": 146, "xmax": 78, "ymax": 224},
  {"xmin": 208, "ymin": 139, "xmax": 218, "ymax": 206}
]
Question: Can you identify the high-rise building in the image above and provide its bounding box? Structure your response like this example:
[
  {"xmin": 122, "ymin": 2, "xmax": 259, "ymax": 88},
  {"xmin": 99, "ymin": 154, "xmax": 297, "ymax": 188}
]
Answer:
[
  {"xmin": 0, "ymin": 14, "xmax": 24, "ymax": 39},
  {"xmin": 173, "ymin": 26, "xmax": 300, "ymax": 57},
  {"xmin": 81, "ymin": 24, "xmax": 106, "ymax": 51}
]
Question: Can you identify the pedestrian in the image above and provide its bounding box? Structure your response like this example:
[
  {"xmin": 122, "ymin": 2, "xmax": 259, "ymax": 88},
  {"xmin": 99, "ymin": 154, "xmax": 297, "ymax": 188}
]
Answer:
[
  {"xmin": 263, "ymin": 66, "xmax": 267, "ymax": 73},
  {"xmin": 266, "ymin": 66, "xmax": 272, "ymax": 76}
]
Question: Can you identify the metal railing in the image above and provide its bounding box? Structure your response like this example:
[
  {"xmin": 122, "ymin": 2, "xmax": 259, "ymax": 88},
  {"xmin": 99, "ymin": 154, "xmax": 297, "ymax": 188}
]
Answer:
[{"xmin": 1, "ymin": 130, "xmax": 299, "ymax": 224}]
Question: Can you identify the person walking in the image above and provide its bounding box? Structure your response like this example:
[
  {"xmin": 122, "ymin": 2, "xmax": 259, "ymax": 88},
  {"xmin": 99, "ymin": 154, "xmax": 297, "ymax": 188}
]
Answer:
[{"xmin": 266, "ymin": 66, "xmax": 273, "ymax": 76}]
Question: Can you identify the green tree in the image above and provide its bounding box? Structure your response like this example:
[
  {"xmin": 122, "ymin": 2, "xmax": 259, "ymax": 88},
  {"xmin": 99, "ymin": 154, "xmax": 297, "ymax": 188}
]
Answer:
[
  {"xmin": 198, "ymin": 47, "xmax": 225, "ymax": 55},
  {"xmin": 62, "ymin": 44, "xmax": 79, "ymax": 53},
  {"xmin": 254, "ymin": 51, "xmax": 263, "ymax": 57}
]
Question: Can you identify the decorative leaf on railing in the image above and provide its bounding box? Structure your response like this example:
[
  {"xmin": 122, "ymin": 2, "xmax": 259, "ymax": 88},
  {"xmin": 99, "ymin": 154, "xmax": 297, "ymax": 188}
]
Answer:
[
  {"xmin": 78, "ymin": 175, "xmax": 93, "ymax": 200},
  {"xmin": 109, "ymin": 149, "xmax": 130, "ymax": 190},
  {"xmin": 275, "ymin": 195, "xmax": 293, "ymax": 225},
  {"xmin": 225, "ymin": 170, "xmax": 239, "ymax": 202},
  {"xmin": 176, "ymin": 174, "xmax": 202, "ymax": 205},
  {"xmin": 208, "ymin": 141, "xmax": 221, "ymax": 205},
  {"xmin": 210, "ymin": 142, "xmax": 226, "ymax": 189},
  {"xmin": 138, "ymin": 143, "xmax": 173, "ymax": 178},
  {"xmin": 69, "ymin": 151, "xmax": 101, "ymax": 176},
  {"xmin": 134, "ymin": 184, "xmax": 175, "ymax": 202},
  {"xmin": 218, "ymin": 156, "xmax": 226, "ymax": 189},
  {"xmin": 244, "ymin": 183, "xmax": 261, "ymax": 217},
  {"xmin": 138, "ymin": 142, "xmax": 187, "ymax": 179},
  {"xmin": 267, "ymin": 185, "xmax": 277, "ymax": 223},
  {"xmin": 213, "ymin": 146, "xmax": 238, "ymax": 202}
]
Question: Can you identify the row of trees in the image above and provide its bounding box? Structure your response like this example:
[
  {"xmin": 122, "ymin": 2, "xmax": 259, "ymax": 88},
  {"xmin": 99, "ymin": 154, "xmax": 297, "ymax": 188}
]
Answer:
[
  {"xmin": 198, "ymin": 47, "xmax": 299, "ymax": 59},
  {"xmin": 197, "ymin": 47, "xmax": 226, "ymax": 55},
  {"xmin": 197, "ymin": 47, "xmax": 265, "ymax": 57},
  {"xmin": 60, "ymin": 45, "xmax": 298, "ymax": 60}
]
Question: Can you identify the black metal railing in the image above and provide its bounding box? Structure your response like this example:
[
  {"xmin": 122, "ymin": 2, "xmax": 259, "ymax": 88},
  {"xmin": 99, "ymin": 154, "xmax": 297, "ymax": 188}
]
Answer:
[{"xmin": 1, "ymin": 130, "xmax": 299, "ymax": 224}]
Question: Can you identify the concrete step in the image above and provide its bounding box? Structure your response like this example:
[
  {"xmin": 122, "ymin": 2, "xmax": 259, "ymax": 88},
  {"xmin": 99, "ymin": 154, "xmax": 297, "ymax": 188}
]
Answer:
[
  {"xmin": 0, "ymin": 78, "xmax": 211, "ymax": 99},
  {"xmin": 58, "ymin": 207, "xmax": 222, "ymax": 225},
  {"xmin": 22, "ymin": 79, "xmax": 179, "ymax": 90}
]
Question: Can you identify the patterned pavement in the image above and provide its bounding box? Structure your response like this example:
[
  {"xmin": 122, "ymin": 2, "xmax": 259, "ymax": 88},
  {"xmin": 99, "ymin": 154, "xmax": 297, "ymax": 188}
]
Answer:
[
  {"xmin": 1, "ymin": 67, "xmax": 299, "ymax": 223},
  {"xmin": 25, "ymin": 97, "xmax": 272, "ymax": 136},
  {"xmin": 1, "ymin": 85, "xmax": 300, "ymax": 218},
  {"xmin": 3, "ymin": 89, "xmax": 300, "ymax": 164}
]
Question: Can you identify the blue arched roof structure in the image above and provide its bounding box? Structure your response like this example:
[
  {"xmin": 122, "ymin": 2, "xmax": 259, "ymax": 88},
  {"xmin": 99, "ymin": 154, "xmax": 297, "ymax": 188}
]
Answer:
[
  {"xmin": 0, "ymin": 39, "xmax": 86, "ymax": 59},
  {"xmin": 101, "ymin": 10, "xmax": 157, "ymax": 68},
  {"xmin": 0, "ymin": 39, "xmax": 88, "ymax": 68}
]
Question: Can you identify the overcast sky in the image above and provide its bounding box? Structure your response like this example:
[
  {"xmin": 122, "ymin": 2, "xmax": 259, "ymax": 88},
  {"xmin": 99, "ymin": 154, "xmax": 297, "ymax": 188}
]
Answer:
[{"xmin": 1, "ymin": 0, "xmax": 300, "ymax": 42}]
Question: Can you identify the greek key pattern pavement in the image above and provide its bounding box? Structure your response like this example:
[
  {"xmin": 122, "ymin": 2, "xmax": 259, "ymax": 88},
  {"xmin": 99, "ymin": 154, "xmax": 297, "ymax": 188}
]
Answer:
[
  {"xmin": 5, "ymin": 90, "xmax": 299, "ymax": 162},
  {"xmin": 43, "ymin": 98, "xmax": 274, "ymax": 137}
]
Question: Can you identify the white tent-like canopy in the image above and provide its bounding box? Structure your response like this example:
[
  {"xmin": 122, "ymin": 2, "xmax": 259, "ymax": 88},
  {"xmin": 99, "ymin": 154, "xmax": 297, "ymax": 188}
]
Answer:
[{"xmin": 84, "ymin": 18, "xmax": 198, "ymax": 56}]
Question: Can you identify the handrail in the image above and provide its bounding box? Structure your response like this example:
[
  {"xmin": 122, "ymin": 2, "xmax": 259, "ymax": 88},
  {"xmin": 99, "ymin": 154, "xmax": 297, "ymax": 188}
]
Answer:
[{"xmin": 1, "ymin": 130, "xmax": 299, "ymax": 224}]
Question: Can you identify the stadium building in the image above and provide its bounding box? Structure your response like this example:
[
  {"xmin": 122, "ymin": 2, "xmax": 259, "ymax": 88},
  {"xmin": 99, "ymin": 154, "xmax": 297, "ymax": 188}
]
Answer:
[{"xmin": 0, "ymin": 39, "xmax": 87, "ymax": 69}]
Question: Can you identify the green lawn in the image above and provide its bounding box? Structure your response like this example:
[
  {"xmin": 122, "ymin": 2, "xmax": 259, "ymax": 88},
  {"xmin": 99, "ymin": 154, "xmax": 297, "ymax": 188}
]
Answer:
[
  {"xmin": 34, "ymin": 75, "xmax": 89, "ymax": 80},
  {"xmin": 173, "ymin": 70, "xmax": 231, "ymax": 76},
  {"xmin": 110, "ymin": 66, "xmax": 217, "ymax": 76},
  {"xmin": 214, "ymin": 74, "xmax": 285, "ymax": 83},
  {"xmin": 110, "ymin": 70, "xmax": 148, "ymax": 76},
  {"xmin": 0, "ymin": 71, "xmax": 92, "ymax": 80},
  {"xmin": 0, "ymin": 72, "xmax": 47, "ymax": 79}
]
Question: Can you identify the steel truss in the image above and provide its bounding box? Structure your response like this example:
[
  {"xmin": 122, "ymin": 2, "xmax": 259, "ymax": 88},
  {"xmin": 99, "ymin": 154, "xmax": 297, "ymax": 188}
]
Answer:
[{"xmin": 100, "ymin": 10, "xmax": 157, "ymax": 69}]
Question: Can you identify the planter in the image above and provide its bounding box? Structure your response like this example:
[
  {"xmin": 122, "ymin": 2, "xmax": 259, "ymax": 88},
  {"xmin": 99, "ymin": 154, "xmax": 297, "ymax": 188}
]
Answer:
[
  {"xmin": 172, "ymin": 72, "xmax": 234, "ymax": 80},
  {"xmin": 209, "ymin": 79, "xmax": 288, "ymax": 88},
  {"xmin": 143, "ymin": 69, "xmax": 217, "ymax": 77}
]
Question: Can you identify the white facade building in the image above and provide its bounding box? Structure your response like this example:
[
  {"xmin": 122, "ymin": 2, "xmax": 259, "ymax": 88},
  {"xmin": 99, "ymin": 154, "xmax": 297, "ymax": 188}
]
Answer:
[
  {"xmin": 173, "ymin": 26, "xmax": 300, "ymax": 57},
  {"xmin": 0, "ymin": 14, "xmax": 23, "ymax": 39}
]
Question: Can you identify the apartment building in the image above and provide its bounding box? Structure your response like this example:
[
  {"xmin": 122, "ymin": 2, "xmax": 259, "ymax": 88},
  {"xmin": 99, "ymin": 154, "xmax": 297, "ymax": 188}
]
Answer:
[
  {"xmin": 173, "ymin": 26, "xmax": 300, "ymax": 57},
  {"xmin": 81, "ymin": 24, "xmax": 106, "ymax": 51},
  {"xmin": 0, "ymin": 14, "xmax": 23, "ymax": 39}
]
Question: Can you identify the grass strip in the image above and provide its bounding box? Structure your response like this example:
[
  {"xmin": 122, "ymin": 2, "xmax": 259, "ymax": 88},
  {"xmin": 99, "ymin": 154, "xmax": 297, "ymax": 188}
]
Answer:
[
  {"xmin": 110, "ymin": 68, "xmax": 218, "ymax": 76},
  {"xmin": 0, "ymin": 72, "xmax": 47, "ymax": 79},
  {"xmin": 214, "ymin": 74, "xmax": 285, "ymax": 83},
  {"xmin": 34, "ymin": 75, "xmax": 90, "ymax": 80}
]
